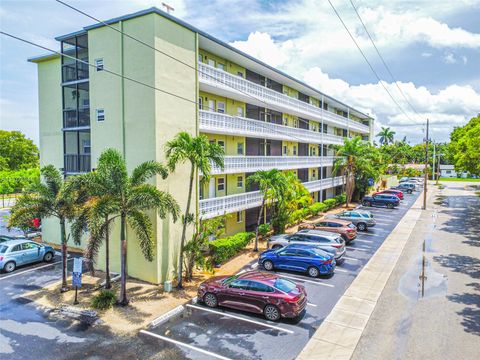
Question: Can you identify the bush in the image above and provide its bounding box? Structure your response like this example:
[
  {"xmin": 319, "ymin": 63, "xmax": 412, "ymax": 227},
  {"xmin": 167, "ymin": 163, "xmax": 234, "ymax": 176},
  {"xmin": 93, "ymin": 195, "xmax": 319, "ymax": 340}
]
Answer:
[
  {"xmin": 209, "ymin": 232, "xmax": 254, "ymax": 264},
  {"xmin": 323, "ymin": 198, "xmax": 337, "ymax": 209},
  {"xmin": 258, "ymin": 223, "xmax": 271, "ymax": 237},
  {"xmin": 309, "ymin": 202, "xmax": 328, "ymax": 215},
  {"xmin": 334, "ymin": 194, "xmax": 346, "ymax": 205},
  {"xmin": 91, "ymin": 289, "xmax": 116, "ymax": 310}
]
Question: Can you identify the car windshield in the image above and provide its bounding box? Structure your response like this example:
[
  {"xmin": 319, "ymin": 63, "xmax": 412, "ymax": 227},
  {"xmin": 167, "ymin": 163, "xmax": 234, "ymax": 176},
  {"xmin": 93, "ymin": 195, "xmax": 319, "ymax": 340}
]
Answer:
[
  {"xmin": 359, "ymin": 212, "xmax": 372, "ymax": 218},
  {"xmin": 221, "ymin": 275, "xmax": 239, "ymax": 285},
  {"xmin": 274, "ymin": 278, "xmax": 297, "ymax": 293},
  {"xmin": 0, "ymin": 245, "xmax": 8, "ymax": 253},
  {"xmin": 348, "ymin": 223, "xmax": 356, "ymax": 229}
]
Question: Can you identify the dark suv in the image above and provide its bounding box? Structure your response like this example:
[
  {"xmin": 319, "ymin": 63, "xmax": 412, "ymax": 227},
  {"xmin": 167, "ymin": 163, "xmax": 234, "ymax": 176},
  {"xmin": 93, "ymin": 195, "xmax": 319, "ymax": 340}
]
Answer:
[{"xmin": 362, "ymin": 194, "xmax": 400, "ymax": 209}]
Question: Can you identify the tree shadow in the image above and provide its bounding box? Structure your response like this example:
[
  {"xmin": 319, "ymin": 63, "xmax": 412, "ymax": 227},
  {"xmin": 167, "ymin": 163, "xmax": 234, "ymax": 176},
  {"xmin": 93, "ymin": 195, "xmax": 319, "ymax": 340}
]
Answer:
[
  {"xmin": 447, "ymin": 283, "xmax": 480, "ymax": 336},
  {"xmin": 433, "ymin": 254, "xmax": 480, "ymax": 279}
]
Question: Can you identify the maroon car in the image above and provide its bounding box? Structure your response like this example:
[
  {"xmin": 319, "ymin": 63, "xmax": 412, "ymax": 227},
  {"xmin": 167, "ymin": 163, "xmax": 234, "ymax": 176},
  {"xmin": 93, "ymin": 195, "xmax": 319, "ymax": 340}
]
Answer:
[{"xmin": 197, "ymin": 271, "xmax": 307, "ymax": 321}]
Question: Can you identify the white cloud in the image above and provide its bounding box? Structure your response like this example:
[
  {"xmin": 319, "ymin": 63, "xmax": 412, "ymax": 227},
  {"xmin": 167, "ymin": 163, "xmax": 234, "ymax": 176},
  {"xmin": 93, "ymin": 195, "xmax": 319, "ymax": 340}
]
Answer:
[
  {"xmin": 421, "ymin": 52, "xmax": 432, "ymax": 57},
  {"xmin": 444, "ymin": 52, "xmax": 457, "ymax": 64},
  {"xmin": 462, "ymin": 56, "xmax": 468, "ymax": 64}
]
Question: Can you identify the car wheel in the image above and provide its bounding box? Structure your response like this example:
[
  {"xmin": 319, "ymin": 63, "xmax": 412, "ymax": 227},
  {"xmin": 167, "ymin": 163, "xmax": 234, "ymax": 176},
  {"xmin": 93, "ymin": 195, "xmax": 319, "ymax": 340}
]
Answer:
[
  {"xmin": 264, "ymin": 304, "xmax": 281, "ymax": 321},
  {"xmin": 263, "ymin": 260, "xmax": 274, "ymax": 271},
  {"xmin": 387, "ymin": 203, "xmax": 394, "ymax": 209},
  {"xmin": 3, "ymin": 261, "xmax": 16, "ymax": 273},
  {"xmin": 203, "ymin": 293, "xmax": 218, "ymax": 308},
  {"xmin": 307, "ymin": 266, "xmax": 319, "ymax": 278},
  {"xmin": 363, "ymin": 201, "xmax": 371, "ymax": 207},
  {"xmin": 272, "ymin": 245, "xmax": 283, "ymax": 250},
  {"xmin": 407, "ymin": 189, "xmax": 412, "ymax": 194},
  {"xmin": 357, "ymin": 222, "xmax": 367, "ymax": 231},
  {"xmin": 43, "ymin": 252, "xmax": 54, "ymax": 262}
]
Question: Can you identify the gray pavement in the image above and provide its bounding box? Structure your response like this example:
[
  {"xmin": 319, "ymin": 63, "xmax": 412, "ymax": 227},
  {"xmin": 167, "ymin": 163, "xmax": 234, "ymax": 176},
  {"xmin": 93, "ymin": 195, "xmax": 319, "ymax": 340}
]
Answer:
[{"xmin": 352, "ymin": 182, "xmax": 480, "ymax": 360}]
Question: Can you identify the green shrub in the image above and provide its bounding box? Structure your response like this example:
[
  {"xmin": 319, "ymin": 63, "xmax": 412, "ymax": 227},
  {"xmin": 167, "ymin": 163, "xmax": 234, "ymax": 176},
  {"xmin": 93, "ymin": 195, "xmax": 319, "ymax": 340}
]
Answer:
[
  {"xmin": 323, "ymin": 198, "xmax": 337, "ymax": 209},
  {"xmin": 334, "ymin": 194, "xmax": 346, "ymax": 204},
  {"xmin": 309, "ymin": 202, "xmax": 328, "ymax": 215},
  {"xmin": 209, "ymin": 232, "xmax": 254, "ymax": 264},
  {"xmin": 91, "ymin": 289, "xmax": 116, "ymax": 310},
  {"xmin": 258, "ymin": 223, "xmax": 271, "ymax": 237}
]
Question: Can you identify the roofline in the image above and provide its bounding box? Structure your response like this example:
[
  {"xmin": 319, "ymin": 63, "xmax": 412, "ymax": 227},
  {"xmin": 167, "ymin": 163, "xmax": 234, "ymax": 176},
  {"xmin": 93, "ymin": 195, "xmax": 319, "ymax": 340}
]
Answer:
[
  {"xmin": 28, "ymin": 53, "xmax": 60, "ymax": 63},
  {"xmin": 54, "ymin": 7, "xmax": 372, "ymax": 119}
]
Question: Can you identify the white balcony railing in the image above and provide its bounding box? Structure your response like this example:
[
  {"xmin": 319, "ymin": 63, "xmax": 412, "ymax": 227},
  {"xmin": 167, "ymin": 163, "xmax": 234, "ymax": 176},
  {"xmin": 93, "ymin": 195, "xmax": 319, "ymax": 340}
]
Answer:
[
  {"xmin": 198, "ymin": 62, "xmax": 370, "ymax": 134},
  {"xmin": 199, "ymin": 176, "xmax": 345, "ymax": 219},
  {"xmin": 212, "ymin": 156, "xmax": 335, "ymax": 175},
  {"xmin": 199, "ymin": 110, "xmax": 344, "ymax": 145}
]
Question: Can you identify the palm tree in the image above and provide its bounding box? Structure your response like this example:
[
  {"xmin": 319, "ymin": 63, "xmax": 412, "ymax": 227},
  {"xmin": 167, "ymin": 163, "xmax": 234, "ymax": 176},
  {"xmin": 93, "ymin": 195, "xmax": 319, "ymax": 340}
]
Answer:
[
  {"xmin": 333, "ymin": 137, "xmax": 370, "ymax": 207},
  {"xmin": 89, "ymin": 149, "xmax": 179, "ymax": 305},
  {"xmin": 8, "ymin": 165, "xmax": 77, "ymax": 292},
  {"xmin": 165, "ymin": 132, "xmax": 224, "ymax": 289},
  {"xmin": 247, "ymin": 169, "xmax": 287, "ymax": 251},
  {"xmin": 376, "ymin": 127, "xmax": 396, "ymax": 145}
]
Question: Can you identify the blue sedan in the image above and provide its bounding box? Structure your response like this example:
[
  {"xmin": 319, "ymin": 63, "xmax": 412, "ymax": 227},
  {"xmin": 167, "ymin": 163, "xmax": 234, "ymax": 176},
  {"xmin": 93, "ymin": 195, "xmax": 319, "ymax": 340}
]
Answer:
[
  {"xmin": 259, "ymin": 244, "xmax": 336, "ymax": 277},
  {"xmin": 0, "ymin": 239, "xmax": 55, "ymax": 273}
]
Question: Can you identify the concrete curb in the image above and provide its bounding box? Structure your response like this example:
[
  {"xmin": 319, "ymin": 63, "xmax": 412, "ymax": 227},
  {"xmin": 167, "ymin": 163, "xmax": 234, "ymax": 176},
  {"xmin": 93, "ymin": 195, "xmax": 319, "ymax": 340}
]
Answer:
[{"xmin": 296, "ymin": 192, "xmax": 429, "ymax": 360}]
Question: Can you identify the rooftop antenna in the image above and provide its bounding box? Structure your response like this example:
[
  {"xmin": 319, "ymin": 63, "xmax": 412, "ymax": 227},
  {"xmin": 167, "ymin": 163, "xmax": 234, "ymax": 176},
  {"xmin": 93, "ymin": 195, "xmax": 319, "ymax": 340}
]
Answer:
[{"xmin": 162, "ymin": 2, "xmax": 174, "ymax": 13}]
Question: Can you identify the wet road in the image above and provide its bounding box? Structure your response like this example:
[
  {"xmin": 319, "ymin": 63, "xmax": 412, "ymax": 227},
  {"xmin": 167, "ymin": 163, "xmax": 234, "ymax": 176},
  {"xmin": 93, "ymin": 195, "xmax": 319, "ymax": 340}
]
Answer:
[
  {"xmin": 140, "ymin": 191, "xmax": 422, "ymax": 360},
  {"xmin": 0, "ymin": 191, "xmax": 422, "ymax": 359}
]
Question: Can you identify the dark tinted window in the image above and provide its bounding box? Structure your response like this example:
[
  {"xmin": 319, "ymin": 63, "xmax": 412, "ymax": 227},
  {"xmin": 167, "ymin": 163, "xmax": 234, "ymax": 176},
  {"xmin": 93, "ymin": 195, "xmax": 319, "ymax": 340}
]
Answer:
[
  {"xmin": 296, "ymin": 249, "xmax": 312, "ymax": 257},
  {"xmin": 229, "ymin": 279, "xmax": 250, "ymax": 290},
  {"xmin": 309, "ymin": 235, "xmax": 329, "ymax": 243},
  {"xmin": 0, "ymin": 245, "xmax": 7, "ymax": 254},
  {"xmin": 315, "ymin": 222, "xmax": 327, "ymax": 227},
  {"xmin": 290, "ymin": 235, "xmax": 306, "ymax": 242},
  {"xmin": 11, "ymin": 245, "xmax": 22, "ymax": 252},
  {"xmin": 248, "ymin": 281, "xmax": 274, "ymax": 293},
  {"xmin": 278, "ymin": 248, "xmax": 298, "ymax": 256}
]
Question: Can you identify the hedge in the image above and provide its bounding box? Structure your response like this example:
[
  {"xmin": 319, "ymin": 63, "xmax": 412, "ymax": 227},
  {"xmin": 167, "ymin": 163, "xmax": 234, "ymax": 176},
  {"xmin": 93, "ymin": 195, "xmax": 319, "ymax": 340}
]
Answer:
[
  {"xmin": 308, "ymin": 202, "xmax": 328, "ymax": 216},
  {"xmin": 209, "ymin": 232, "xmax": 254, "ymax": 264},
  {"xmin": 323, "ymin": 198, "xmax": 337, "ymax": 209}
]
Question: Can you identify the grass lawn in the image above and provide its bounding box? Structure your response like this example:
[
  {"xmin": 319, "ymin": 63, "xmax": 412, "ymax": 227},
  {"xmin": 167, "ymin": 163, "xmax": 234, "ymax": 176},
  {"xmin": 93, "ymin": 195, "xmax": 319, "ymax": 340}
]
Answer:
[{"xmin": 439, "ymin": 177, "xmax": 480, "ymax": 182}]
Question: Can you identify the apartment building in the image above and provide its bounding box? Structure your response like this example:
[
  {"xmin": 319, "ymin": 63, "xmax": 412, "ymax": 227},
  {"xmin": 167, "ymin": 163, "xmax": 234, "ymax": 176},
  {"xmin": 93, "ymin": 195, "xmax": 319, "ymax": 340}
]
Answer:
[{"xmin": 29, "ymin": 8, "xmax": 373, "ymax": 283}]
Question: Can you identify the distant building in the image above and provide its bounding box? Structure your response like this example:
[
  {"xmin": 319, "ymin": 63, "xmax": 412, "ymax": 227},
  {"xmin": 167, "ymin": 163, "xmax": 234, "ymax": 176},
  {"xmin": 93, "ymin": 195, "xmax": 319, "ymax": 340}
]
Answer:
[{"xmin": 440, "ymin": 164, "xmax": 457, "ymax": 178}]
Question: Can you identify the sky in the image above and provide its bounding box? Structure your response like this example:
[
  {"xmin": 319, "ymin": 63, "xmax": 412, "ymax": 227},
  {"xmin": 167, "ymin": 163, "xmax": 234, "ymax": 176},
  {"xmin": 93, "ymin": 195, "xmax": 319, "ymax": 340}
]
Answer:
[{"xmin": 1, "ymin": 0, "xmax": 479, "ymax": 145}]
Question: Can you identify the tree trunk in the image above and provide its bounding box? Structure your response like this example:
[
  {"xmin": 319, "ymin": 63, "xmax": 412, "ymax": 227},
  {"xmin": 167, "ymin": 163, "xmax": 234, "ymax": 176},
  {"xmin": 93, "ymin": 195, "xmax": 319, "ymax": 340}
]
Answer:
[
  {"xmin": 60, "ymin": 218, "xmax": 69, "ymax": 292},
  {"xmin": 254, "ymin": 198, "xmax": 265, "ymax": 252},
  {"xmin": 118, "ymin": 214, "xmax": 128, "ymax": 305},
  {"xmin": 105, "ymin": 215, "xmax": 111, "ymax": 289},
  {"xmin": 177, "ymin": 166, "xmax": 194, "ymax": 289}
]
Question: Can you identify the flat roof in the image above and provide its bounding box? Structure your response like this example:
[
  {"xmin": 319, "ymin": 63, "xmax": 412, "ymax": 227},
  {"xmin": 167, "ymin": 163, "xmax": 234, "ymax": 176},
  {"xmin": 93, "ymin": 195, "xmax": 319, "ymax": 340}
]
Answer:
[{"xmin": 46, "ymin": 7, "xmax": 372, "ymax": 120}]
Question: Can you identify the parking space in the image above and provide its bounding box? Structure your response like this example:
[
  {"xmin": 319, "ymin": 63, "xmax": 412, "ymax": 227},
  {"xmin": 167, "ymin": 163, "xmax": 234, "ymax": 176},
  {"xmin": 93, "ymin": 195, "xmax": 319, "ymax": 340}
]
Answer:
[{"xmin": 140, "ymin": 191, "xmax": 421, "ymax": 360}]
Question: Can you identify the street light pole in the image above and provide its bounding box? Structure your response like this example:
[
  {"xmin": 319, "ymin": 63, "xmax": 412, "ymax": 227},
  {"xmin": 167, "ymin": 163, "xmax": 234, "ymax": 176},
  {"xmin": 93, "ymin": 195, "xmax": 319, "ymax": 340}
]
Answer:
[{"xmin": 423, "ymin": 119, "xmax": 429, "ymax": 210}]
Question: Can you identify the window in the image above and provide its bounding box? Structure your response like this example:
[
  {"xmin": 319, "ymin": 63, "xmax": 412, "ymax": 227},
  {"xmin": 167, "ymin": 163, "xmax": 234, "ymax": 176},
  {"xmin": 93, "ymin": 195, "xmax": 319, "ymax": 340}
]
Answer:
[
  {"xmin": 293, "ymin": 119, "xmax": 298, "ymax": 128},
  {"xmin": 247, "ymin": 280, "xmax": 274, "ymax": 293},
  {"xmin": 217, "ymin": 178, "xmax": 225, "ymax": 191},
  {"xmin": 446, "ymin": 170, "xmax": 451, "ymax": 174},
  {"xmin": 217, "ymin": 140, "xmax": 225, "ymax": 150},
  {"xmin": 283, "ymin": 146, "xmax": 288, "ymax": 155},
  {"xmin": 22, "ymin": 242, "xmax": 39, "ymax": 250},
  {"xmin": 11, "ymin": 245, "xmax": 21, "ymax": 252},
  {"xmin": 237, "ymin": 71, "xmax": 244, "ymax": 78},
  {"xmin": 217, "ymin": 63, "xmax": 225, "ymax": 71},
  {"xmin": 96, "ymin": 108, "xmax": 105, "ymax": 122},
  {"xmin": 82, "ymin": 139, "xmax": 91, "ymax": 154},
  {"xmin": 198, "ymin": 54, "xmax": 203, "ymax": 62},
  {"xmin": 236, "ymin": 211, "xmax": 243, "ymax": 223},
  {"xmin": 207, "ymin": 59, "xmax": 215, "ymax": 67},
  {"xmin": 278, "ymin": 248, "xmax": 298, "ymax": 256},
  {"xmin": 208, "ymin": 99, "xmax": 216, "ymax": 111},
  {"xmin": 237, "ymin": 176, "xmax": 243, "ymax": 188},
  {"xmin": 274, "ymin": 278, "xmax": 296, "ymax": 292},
  {"xmin": 237, "ymin": 142, "xmax": 244, "ymax": 155},
  {"xmin": 293, "ymin": 146, "xmax": 297, "ymax": 156},
  {"xmin": 229, "ymin": 279, "xmax": 249, "ymax": 290},
  {"xmin": 296, "ymin": 249, "xmax": 312, "ymax": 257},
  {"xmin": 237, "ymin": 107, "xmax": 244, "ymax": 117},
  {"xmin": 323, "ymin": 124, "xmax": 328, "ymax": 133},
  {"xmin": 312, "ymin": 170, "xmax": 316, "ymax": 178},
  {"xmin": 217, "ymin": 102, "xmax": 225, "ymax": 113},
  {"xmin": 94, "ymin": 58, "xmax": 104, "ymax": 71},
  {"xmin": 316, "ymin": 222, "xmax": 327, "ymax": 227},
  {"xmin": 198, "ymin": 97, "xmax": 203, "ymax": 110},
  {"xmin": 283, "ymin": 117, "xmax": 288, "ymax": 126}
]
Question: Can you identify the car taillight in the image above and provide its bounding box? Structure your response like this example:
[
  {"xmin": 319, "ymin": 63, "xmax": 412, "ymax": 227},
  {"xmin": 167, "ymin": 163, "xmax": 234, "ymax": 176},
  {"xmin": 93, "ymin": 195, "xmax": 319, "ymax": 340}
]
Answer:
[
  {"xmin": 285, "ymin": 295, "xmax": 301, "ymax": 303},
  {"xmin": 0, "ymin": 256, "xmax": 3, "ymax": 261},
  {"xmin": 332, "ymin": 244, "xmax": 342, "ymax": 248},
  {"xmin": 320, "ymin": 258, "xmax": 332, "ymax": 264}
]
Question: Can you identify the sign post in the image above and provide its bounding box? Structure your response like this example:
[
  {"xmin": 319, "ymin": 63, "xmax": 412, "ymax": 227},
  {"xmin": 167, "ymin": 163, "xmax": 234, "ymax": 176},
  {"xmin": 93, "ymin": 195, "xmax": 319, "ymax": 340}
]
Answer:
[{"xmin": 72, "ymin": 258, "xmax": 83, "ymax": 305}]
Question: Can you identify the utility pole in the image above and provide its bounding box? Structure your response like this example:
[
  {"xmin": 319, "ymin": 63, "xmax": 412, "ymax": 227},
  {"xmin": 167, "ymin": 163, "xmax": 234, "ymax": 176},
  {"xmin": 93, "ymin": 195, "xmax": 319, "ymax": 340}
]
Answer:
[
  {"xmin": 423, "ymin": 119, "xmax": 429, "ymax": 210},
  {"xmin": 432, "ymin": 141, "xmax": 436, "ymax": 181}
]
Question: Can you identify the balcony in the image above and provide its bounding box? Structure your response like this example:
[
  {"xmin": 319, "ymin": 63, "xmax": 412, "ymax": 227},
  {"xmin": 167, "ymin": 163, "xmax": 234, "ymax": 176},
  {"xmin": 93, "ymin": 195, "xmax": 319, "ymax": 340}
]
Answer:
[
  {"xmin": 198, "ymin": 62, "xmax": 370, "ymax": 134},
  {"xmin": 199, "ymin": 176, "xmax": 345, "ymax": 219},
  {"xmin": 199, "ymin": 110, "xmax": 344, "ymax": 145},
  {"xmin": 64, "ymin": 154, "xmax": 91, "ymax": 174},
  {"xmin": 212, "ymin": 156, "xmax": 335, "ymax": 175}
]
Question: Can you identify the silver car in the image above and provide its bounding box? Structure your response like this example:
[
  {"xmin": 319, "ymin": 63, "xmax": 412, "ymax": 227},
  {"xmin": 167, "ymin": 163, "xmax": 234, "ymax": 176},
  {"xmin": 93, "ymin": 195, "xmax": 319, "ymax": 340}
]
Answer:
[
  {"xmin": 268, "ymin": 230, "xmax": 346, "ymax": 261},
  {"xmin": 326, "ymin": 210, "xmax": 376, "ymax": 231}
]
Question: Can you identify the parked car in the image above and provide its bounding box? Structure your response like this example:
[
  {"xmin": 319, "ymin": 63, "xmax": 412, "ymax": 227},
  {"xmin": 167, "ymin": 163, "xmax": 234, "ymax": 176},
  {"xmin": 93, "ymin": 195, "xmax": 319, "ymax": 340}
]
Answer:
[
  {"xmin": 0, "ymin": 235, "xmax": 16, "ymax": 243},
  {"xmin": 259, "ymin": 244, "xmax": 336, "ymax": 277},
  {"xmin": 374, "ymin": 189, "xmax": 404, "ymax": 200},
  {"xmin": 268, "ymin": 230, "xmax": 345, "ymax": 261},
  {"xmin": 298, "ymin": 219, "xmax": 357, "ymax": 243},
  {"xmin": 392, "ymin": 183, "xmax": 416, "ymax": 194},
  {"xmin": 197, "ymin": 270, "xmax": 307, "ymax": 321},
  {"xmin": 0, "ymin": 240, "xmax": 55, "ymax": 273},
  {"xmin": 400, "ymin": 177, "xmax": 423, "ymax": 184},
  {"xmin": 325, "ymin": 210, "xmax": 376, "ymax": 231},
  {"xmin": 362, "ymin": 194, "xmax": 400, "ymax": 209}
]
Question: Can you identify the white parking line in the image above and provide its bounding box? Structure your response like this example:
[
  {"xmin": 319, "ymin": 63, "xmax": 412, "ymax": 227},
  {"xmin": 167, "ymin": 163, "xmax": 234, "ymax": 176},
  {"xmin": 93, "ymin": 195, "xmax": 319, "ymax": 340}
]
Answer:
[
  {"xmin": 335, "ymin": 268, "xmax": 349, "ymax": 273},
  {"xmin": 342, "ymin": 256, "xmax": 359, "ymax": 261},
  {"xmin": 251, "ymin": 263, "xmax": 259, "ymax": 269},
  {"xmin": 349, "ymin": 247, "xmax": 370, "ymax": 252},
  {"xmin": 0, "ymin": 258, "xmax": 73, "ymax": 281},
  {"xmin": 358, "ymin": 232, "xmax": 383, "ymax": 237},
  {"xmin": 186, "ymin": 304, "xmax": 294, "ymax": 334},
  {"xmin": 140, "ymin": 330, "xmax": 233, "ymax": 360},
  {"xmin": 279, "ymin": 274, "xmax": 335, "ymax": 287},
  {"xmin": 355, "ymin": 239, "xmax": 373, "ymax": 244},
  {"xmin": 307, "ymin": 302, "xmax": 317, "ymax": 307}
]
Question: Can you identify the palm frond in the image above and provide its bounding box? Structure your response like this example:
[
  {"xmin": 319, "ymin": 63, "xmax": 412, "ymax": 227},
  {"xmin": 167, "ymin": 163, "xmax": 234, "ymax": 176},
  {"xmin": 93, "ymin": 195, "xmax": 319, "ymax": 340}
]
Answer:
[
  {"xmin": 128, "ymin": 184, "xmax": 180, "ymax": 222},
  {"xmin": 128, "ymin": 210, "xmax": 155, "ymax": 261},
  {"xmin": 131, "ymin": 161, "xmax": 169, "ymax": 186}
]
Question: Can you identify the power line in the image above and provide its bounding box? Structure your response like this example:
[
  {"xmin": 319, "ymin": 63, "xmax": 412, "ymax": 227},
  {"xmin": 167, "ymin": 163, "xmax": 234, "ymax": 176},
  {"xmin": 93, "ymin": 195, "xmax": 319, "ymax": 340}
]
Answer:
[
  {"xmin": 349, "ymin": 0, "xmax": 422, "ymax": 121},
  {"xmin": 326, "ymin": 0, "xmax": 416, "ymax": 125},
  {"xmin": 54, "ymin": 0, "xmax": 362, "ymax": 139}
]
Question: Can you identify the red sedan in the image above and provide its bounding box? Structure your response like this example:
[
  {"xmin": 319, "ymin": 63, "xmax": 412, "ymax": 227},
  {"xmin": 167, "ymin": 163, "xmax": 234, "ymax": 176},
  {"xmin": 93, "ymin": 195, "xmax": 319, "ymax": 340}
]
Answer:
[
  {"xmin": 197, "ymin": 271, "xmax": 307, "ymax": 321},
  {"xmin": 374, "ymin": 189, "xmax": 404, "ymax": 200}
]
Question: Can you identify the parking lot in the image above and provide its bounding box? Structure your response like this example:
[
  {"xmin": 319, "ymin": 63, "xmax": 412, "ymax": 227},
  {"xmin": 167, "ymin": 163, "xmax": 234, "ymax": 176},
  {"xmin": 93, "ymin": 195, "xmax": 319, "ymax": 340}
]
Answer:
[{"xmin": 139, "ymin": 191, "xmax": 422, "ymax": 360}]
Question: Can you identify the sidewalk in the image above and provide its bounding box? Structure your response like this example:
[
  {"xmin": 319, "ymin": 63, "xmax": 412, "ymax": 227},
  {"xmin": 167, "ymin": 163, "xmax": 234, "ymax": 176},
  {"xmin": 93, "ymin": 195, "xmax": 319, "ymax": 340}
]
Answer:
[{"xmin": 297, "ymin": 189, "xmax": 428, "ymax": 360}]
